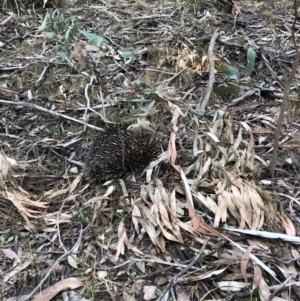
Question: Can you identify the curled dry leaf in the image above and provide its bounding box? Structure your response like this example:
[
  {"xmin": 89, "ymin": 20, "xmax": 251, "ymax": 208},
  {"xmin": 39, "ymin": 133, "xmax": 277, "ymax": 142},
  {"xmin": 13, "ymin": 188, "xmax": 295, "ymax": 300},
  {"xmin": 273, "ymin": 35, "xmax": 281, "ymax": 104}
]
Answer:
[
  {"xmin": 259, "ymin": 278, "xmax": 287, "ymax": 301},
  {"xmin": 240, "ymin": 246, "xmax": 253, "ymax": 283},
  {"xmin": 70, "ymin": 40, "xmax": 86, "ymax": 68},
  {"xmin": 253, "ymin": 264, "xmax": 262, "ymax": 291},
  {"xmin": 189, "ymin": 267, "xmax": 227, "ymax": 282},
  {"xmin": 32, "ymin": 278, "xmax": 82, "ymax": 301},
  {"xmin": 0, "ymin": 151, "xmax": 12, "ymax": 180},
  {"xmin": 2, "ymin": 249, "xmax": 21, "ymax": 265},
  {"xmin": 132, "ymin": 279, "xmax": 146, "ymax": 297},
  {"xmin": 3, "ymin": 258, "xmax": 34, "ymax": 283},
  {"xmin": 68, "ymin": 255, "xmax": 78, "ymax": 269},
  {"xmin": 96, "ymin": 271, "xmax": 108, "ymax": 279},
  {"xmin": 115, "ymin": 218, "xmax": 143, "ymax": 261}
]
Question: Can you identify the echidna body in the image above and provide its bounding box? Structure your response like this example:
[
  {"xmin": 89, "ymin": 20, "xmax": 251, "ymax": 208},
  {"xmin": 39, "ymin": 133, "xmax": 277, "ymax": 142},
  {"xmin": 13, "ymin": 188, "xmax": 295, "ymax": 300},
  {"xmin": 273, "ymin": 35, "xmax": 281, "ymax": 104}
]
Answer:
[{"xmin": 84, "ymin": 124, "xmax": 160, "ymax": 183}]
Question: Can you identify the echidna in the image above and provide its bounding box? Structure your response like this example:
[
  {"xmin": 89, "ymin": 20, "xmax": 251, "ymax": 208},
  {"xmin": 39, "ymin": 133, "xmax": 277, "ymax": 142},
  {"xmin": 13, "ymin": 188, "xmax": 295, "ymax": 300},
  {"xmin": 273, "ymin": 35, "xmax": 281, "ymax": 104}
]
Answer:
[{"xmin": 84, "ymin": 123, "xmax": 160, "ymax": 183}]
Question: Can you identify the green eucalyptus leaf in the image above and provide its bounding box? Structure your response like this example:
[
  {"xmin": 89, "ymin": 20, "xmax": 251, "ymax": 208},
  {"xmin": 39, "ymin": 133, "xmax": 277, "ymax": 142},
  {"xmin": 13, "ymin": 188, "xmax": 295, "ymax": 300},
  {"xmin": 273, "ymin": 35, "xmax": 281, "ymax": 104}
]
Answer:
[
  {"xmin": 64, "ymin": 39, "xmax": 70, "ymax": 53},
  {"xmin": 43, "ymin": 32, "xmax": 56, "ymax": 39},
  {"xmin": 121, "ymin": 51, "xmax": 136, "ymax": 60},
  {"xmin": 218, "ymin": 66, "xmax": 240, "ymax": 80},
  {"xmin": 65, "ymin": 27, "xmax": 71, "ymax": 40},
  {"xmin": 39, "ymin": 12, "xmax": 50, "ymax": 31},
  {"xmin": 79, "ymin": 30, "xmax": 108, "ymax": 47},
  {"xmin": 132, "ymin": 120, "xmax": 151, "ymax": 128},
  {"xmin": 133, "ymin": 47, "xmax": 140, "ymax": 54},
  {"xmin": 6, "ymin": 236, "xmax": 14, "ymax": 243},
  {"xmin": 60, "ymin": 51, "xmax": 67, "ymax": 60},
  {"xmin": 245, "ymin": 47, "xmax": 256, "ymax": 77}
]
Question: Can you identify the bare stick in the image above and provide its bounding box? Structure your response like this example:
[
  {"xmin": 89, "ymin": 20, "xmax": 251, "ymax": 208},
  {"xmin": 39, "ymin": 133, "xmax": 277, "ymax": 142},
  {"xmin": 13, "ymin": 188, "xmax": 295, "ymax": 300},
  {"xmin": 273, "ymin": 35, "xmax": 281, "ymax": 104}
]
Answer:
[
  {"xmin": 197, "ymin": 29, "xmax": 219, "ymax": 113},
  {"xmin": 0, "ymin": 99, "xmax": 103, "ymax": 132}
]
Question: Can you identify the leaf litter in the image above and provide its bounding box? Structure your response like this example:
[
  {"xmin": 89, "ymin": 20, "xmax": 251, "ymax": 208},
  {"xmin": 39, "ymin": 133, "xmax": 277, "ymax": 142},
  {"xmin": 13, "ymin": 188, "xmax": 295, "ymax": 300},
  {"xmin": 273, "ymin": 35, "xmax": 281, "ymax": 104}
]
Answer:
[{"xmin": 1, "ymin": 0, "xmax": 300, "ymax": 300}]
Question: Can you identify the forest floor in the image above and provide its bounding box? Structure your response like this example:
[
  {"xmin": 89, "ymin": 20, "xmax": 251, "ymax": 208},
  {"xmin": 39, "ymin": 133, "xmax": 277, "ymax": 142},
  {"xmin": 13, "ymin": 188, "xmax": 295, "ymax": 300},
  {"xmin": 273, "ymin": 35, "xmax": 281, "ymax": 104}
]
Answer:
[{"xmin": 1, "ymin": 0, "xmax": 300, "ymax": 300}]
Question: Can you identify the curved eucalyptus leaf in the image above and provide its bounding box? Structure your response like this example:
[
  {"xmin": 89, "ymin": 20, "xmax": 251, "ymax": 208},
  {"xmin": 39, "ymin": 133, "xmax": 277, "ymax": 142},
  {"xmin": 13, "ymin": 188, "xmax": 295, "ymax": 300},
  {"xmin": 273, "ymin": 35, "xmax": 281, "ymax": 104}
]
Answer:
[
  {"xmin": 218, "ymin": 66, "xmax": 240, "ymax": 80},
  {"xmin": 245, "ymin": 47, "xmax": 256, "ymax": 77}
]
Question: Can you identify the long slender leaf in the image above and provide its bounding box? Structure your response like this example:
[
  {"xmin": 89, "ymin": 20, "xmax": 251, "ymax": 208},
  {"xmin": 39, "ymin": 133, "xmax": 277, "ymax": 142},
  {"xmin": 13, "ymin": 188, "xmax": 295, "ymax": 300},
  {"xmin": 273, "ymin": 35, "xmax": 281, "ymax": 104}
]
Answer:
[{"xmin": 245, "ymin": 47, "xmax": 256, "ymax": 77}]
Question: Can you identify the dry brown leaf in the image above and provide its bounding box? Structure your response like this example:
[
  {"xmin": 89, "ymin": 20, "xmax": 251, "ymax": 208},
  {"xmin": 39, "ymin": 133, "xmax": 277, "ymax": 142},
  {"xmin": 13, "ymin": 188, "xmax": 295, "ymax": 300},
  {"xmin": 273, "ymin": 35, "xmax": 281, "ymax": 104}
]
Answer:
[
  {"xmin": 69, "ymin": 173, "xmax": 83, "ymax": 193},
  {"xmin": 230, "ymin": 185, "xmax": 247, "ymax": 228},
  {"xmin": 214, "ymin": 193, "xmax": 229, "ymax": 227},
  {"xmin": 2, "ymin": 249, "xmax": 21, "ymax": 266},
  {"xmin": 189, "ymin": 267, "xmax": 227, "ymax": 281},
  {"xmin": 5, "ymin": 190, "xmax": 45, "ymax": 221},
  {"xmin": 46, "ymin": 188, "xmax": 69, "ymax": 200},
  {"xmin": 32, "ymin": 278, "xmax": 82, "ymax": 301},
  {"xmin": 246, "ymin": 132, "xmax": 255, "ymax": 170},
  {"xmin": 132, "ymin": 204, "xmax": 141, "ymax": 234},
  {"xmin": 247, "ymin": 239, "xmax": 268, "ymax": 250},
  {"xmin": 181, "ymin": 169, "xmax": 220, "ymax": 236},
  {"xmin": 115, "ymin": 218, "xmax": 143, "ymax": 260},
  {"xmin": 251, "ymin": 127, "xmax": 274, "ymax": 134},
  {"xmin": 68, "ymin": 255, "xmax": 78, "ymax": 269},
  {"xmin": 43, "ymin": 212, "xmax": 71, "ymax": 224},
  {"xmin": 215, "ymin": 171, "xmax": 230, "ymax": 194},
  {"xmin": 3, "ymin": 258, "xmax": 34, "ymax": 283},
  {"xmin": 0, "ymin": 151, "xmax": 12, "ymax": 180},
  {"xmin": 193, "ymin": 190, "xmax": 218, "ymax": 213},
  {"xmin": 217, "ymin": 250, "xmax": 240, "ymax": 262},
  {"xmin": 132, "ymin": 279, "xmax": 147, "ymax": 297},
  {"xmin": 241, "ymin": 246, "xmax": 253, "ymax": 283},
  {"xmin": 155, "ymin": 188, "xmax": 172, "ymax": 231},
  {"xmin": 232, "ymin": 3, "xmax": 242, "ymax": 18},
  {"xmin": 280, "ymin": 213, "xmax": 296, "ymax": 236},
  {"xmin": 156, "ymin": 57, "xmax": 165, "ymax": 69},
  {"xmin": 175, "ymin": 285, "xmax": 190, "ymax": 301},
  {"xmin": 246, "ymin": 185, "xmax": 265, "ymax": 230},
  {"xmin": 124, "ymin": 238, "xmax": 144, "ymax": 257},
  {"xmin": 168, "ymin": 132, "xmax": 180, "ymax": 173},
  {"xmin": 169, "ymin": 190, "xmax": 177, "ymax": 218},
  {"xmin": 253, "ymin": 264, "xmax": 262, "ymax": 291},
  {"xmin": 259, "ymin": 278, "xmax": 287, "ymax": 301},
  {"xmin": 59, "ymin": 85, "xmax": 69, "ymax": 99},
  {"xmin": 156, "ymin": 234, "xmax": 167, "ymax": 253},
  {"xmin": 70, "ymin": 40, "xmax": 86, "ymax": 68},
  {"xmin": 115, "ymin": 218, "xmax": 126, "ymax": 261},
  {"xmin": 224, "ymin": 192, "xmax": 240, "ymax": 222}
]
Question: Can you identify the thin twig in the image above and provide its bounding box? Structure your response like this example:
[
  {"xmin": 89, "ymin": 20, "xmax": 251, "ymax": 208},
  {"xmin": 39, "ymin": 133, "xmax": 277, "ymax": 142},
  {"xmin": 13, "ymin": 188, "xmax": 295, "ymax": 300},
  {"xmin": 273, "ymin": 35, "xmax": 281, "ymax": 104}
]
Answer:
[
  {"xmin": 197, "ymin": 29, "xmax": 219, "ymax": 112},
  {"xmin": 231, "ymin": 88, "xmax": 259, "ymax": 105},
  {"xmin": 102, "ymin": 257, "xmax": 204, "ymax": 272},
  {"xmin": 0, "ymin": 99, "xmax": 103, "ymax": 132}
]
